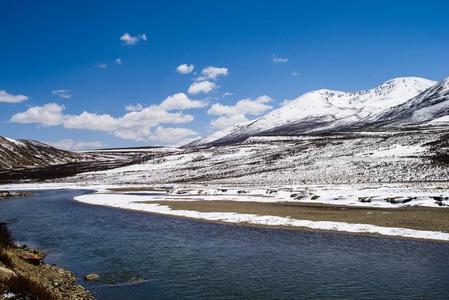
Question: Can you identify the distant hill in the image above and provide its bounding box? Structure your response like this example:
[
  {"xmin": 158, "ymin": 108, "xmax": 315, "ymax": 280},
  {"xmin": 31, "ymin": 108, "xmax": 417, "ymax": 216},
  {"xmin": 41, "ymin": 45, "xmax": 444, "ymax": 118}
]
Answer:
[{"xmin": 0, "ymin": 137, "xmax": 94, "ymax": 170}]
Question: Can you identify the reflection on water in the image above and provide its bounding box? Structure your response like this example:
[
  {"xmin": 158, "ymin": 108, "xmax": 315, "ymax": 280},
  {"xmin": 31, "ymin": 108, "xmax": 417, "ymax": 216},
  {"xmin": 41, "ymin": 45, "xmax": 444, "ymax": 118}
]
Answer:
[{"xmin": 0, "ymin": 189, "xmax": 448, "ymax": 299}]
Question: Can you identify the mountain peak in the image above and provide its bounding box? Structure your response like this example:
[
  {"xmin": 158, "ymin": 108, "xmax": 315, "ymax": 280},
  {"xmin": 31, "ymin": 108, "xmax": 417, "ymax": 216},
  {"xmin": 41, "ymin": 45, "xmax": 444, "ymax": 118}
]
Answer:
[
  {"xmin": 188, "ymin": 76, "xmax": 443, "ymax": 147},
  {"xmin": 383, "ymin": 76, "xmax": 434, "ymax": 84},
  {"xmin": 378, "ymin": 76, "xmax": 436, "ymax": 92}
]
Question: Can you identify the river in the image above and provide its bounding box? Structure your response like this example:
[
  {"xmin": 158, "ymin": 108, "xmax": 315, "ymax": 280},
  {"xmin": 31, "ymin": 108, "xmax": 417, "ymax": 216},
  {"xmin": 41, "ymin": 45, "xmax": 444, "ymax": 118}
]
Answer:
[{"xmin": 1, "ymin": 189, "xmax": 448, "ymax": 299}]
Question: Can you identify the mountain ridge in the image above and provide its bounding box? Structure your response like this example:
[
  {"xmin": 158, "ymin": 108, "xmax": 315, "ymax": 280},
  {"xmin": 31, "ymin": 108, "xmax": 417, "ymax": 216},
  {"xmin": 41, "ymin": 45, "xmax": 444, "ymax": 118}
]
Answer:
[{"xmin": 187, "ymin": 76, "xmax": 443, "ymax": 147}]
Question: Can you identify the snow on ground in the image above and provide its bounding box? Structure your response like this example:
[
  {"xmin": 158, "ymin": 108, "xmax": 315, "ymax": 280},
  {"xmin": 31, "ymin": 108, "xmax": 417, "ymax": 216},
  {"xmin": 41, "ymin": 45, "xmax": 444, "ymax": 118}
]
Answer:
[
  {"xmin": 107, "ymin": 184, "xmax": 449, "ymax": 208},
  {"xmin": 4, "ymin": 137, "xmax": 25, "ymax": 146},
  {"xmin": 426, "ymin": 115, "xmax": 449, "ymax": 125},
  {"xmin": 73, "ymin": 192, "xmax": 449, "ymax": 241},
  {"xmin": 359, "ymin": 145, "xmax": 426, "ymax": 158},
  {"xmin": 2, "ymin": 181, "xmax": 449, "ymax": 208},
  {"xmin": 52, "ymin": 129, "xmax": 449, "ymax": 186}
]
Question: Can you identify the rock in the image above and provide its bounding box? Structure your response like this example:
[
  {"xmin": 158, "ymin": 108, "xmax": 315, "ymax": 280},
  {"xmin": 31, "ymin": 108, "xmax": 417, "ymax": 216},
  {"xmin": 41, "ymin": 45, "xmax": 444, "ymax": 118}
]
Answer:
[
  {"xmin": 84, "ymin": 273, "xmax": 99, "ymax": 281},
  {"xmin": 0, "ymin": 191, "xmax": 31, "ymax": 199},
  {"xmin": 127, "ymin": 276, "xmax": 145, "ymax": 285},
  {"xmin": 431, "ymin": 196, "xmax": 449, "ymax": 202},
  {"xmin": 290, "ymin": 192, "xmax": 306, "ymax": 200},
  {"xmin": 19, "ymin": 252, "xmax": 45, "ymax": 265},
  {"xmin": 290, "ymin": 194, "xmax": 305, "ymax": 200},
  {"xmin": 431, "ymin": 196, "xmax": 449, "ymax": 206},
  {"xmin": 359, "ymin": 197, "xmax": 372, "ymax": 203},
  {"xmin": 0, "ymin": 266, "xmax": 16, "ymax": 281},
  {"xmin": 310, "ymin": 195, "xmax": 320, "ymax": 200},
  {"xmin": 385, "ymin": 196, "xmax": 416, "ymax": 204},
  {"xmin": 2, "ymin": 292, "xmax": 16, "ymax": 299}
]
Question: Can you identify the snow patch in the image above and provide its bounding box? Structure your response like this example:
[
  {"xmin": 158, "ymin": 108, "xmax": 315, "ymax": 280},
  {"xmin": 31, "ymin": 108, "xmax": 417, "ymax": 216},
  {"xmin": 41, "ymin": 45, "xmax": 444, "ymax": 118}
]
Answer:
[{"xmin": 361, "ymin": 145, "xmax": 426, "ymax": 158}]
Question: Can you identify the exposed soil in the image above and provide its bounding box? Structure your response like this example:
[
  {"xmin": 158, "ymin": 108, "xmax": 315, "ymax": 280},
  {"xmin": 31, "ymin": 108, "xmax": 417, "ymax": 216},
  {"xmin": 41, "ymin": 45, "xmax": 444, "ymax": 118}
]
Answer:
[{"xmin": 147, "ymin": 200, "xmax": 449, "ymax": 233}]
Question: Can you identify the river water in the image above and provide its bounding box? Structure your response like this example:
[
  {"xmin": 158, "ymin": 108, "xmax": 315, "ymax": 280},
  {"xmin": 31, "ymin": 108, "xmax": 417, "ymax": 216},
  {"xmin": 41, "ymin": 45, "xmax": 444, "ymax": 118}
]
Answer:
[{"xmin": 0, "ymin": 189, "xmax": 448, "ymax": 299}]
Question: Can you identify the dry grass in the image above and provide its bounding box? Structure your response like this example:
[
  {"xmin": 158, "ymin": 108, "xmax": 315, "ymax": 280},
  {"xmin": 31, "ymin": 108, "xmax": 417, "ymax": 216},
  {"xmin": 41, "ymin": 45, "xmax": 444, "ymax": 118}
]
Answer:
[
  {"xmin": 3, "ymin": 272, "xmax": 58, "ymax": 300},
  {"xmin": 0, "ymin": 223, "xmax": 93, "ymax": 300},
  {"xmin": 147, "ymin": 200, "xmax": 449, "ymax": 233}
]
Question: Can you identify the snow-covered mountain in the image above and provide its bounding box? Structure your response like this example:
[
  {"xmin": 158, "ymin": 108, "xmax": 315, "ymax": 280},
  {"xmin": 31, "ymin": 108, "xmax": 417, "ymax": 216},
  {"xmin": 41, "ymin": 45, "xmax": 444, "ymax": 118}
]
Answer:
[
  {"xmin": 368, "ymin": 77, "xmax": 449, "ymax": 126},
  {"xmin": 188, "ymin": 77, "xmax": 439, "ymax": 147},
  {"xmin": 0, "ymin": 136, "xmax": 93, "ymax": 169}
]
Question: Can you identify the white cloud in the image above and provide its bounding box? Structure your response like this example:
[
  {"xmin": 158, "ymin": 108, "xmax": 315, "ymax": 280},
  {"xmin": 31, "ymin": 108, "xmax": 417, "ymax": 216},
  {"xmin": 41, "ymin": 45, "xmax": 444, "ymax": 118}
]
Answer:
[
  {"xmin": 0, "ymin": 90, "xmax": 28, "ymax": 103},
  {"xmin": 149, "ymin": 126, "xmax": 197, "ymax": 143},
  {"xmin": 208, "ymin": 95, "xmax": 273, "ymax": 116},
  {"xmin": 11, "ymin": 97, "xmax": 198, "ymax": 142},
  {"xmin": 114, "ymin": 128, "xmax": 151, "ymax": 142},
  {"xmin": 120, "ymin": 33, "xmax": 147, "ymax": 45},
  {"xmin": 199, "ymin": 66, "xmax": 228, "ymax": 80},
  {"xmin": 253, "ymin": 95, "xmax": 272, "ymax": 103},
  {"xmin": 272, "ymin": 55, "xmax": 288, "ymax": 63},
  {"xmin": 10, "ymin": 103, "xmax": 64, "ymax": 126},
  {"xmin": 176, "ymin": 64, "xmax": 194, "ymax": 74},
  {"xmin": 98, "ymin": 58, "xmax": 122, "ymax": 69},
  {"xmin": 63, "ymin": 112, "xmax": 119, "ymax": 131},
  {"xmin": 188, "ymin": 81, "xmax": 216, "ymax": 95},
  {"xmin": 47, "ymin": 139, "xmax": 104, "ymax": 151},
  {"xmin": 125, "ymin": 103, "xmax": 144, "ymax": 112},
  {"xmin": 208, "ymin": 95, "xmax": 273, "ymax": 129},
  {"xmin": 61, "ymin": 108, "xmax": 194, "ymax": 142},
  {"xmin": 210, "ymin": 114, "xmax": 249, "ymax": 129},
  {"xmin": 223, "ymin": 92, "xmax": 233, "ymax": 97},
  {"xmin": 281, "ymin": 98, "xmax": 293, "ymax": 106},
  {"xmin": 52, "ymin": 89, "xmax": 71, "ymax": 99},
  {"xmin": 292, "ymin": 71, "xmax": 299, "ymax": 77},
  {"xmin": 160, "ymin": 93, "xmax": 207, "ymax": 110},
  {"xmin": 172, "ymin": 136, "xmax": 201, "ymax": 147}
]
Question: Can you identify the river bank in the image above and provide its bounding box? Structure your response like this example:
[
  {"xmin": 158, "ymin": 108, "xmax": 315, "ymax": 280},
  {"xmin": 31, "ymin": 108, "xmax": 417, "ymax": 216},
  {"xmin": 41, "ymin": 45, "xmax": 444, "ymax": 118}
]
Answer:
[
  {"xmin": 0, "ymin": 223, "xmax": 93, "ymax": 300},
  {"xmin": 147, "ymin": 200, "xmax": 449, "ymax": 233},
  {"xmin": 74, "ymin": 189, "xmax": 449, "ymax": 242}
]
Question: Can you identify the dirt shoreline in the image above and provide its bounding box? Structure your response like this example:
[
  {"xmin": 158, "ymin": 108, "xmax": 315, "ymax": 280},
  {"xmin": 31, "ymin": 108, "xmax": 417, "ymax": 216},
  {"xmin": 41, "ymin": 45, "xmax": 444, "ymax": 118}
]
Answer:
[
  {"xmin": 0, "ymin": 224, "xmax": 93, "ymax": 300},
  {"xmin": 144, "ymin": 200, "xmax": 449, "ymax": 236}
]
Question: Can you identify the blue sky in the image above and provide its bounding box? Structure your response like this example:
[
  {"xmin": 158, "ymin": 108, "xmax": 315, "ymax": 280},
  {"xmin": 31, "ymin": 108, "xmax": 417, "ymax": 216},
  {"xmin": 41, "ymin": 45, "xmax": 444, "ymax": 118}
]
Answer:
[{"xmin": 1, "ymin": 0, "xmax": 448, "ymax": 149}]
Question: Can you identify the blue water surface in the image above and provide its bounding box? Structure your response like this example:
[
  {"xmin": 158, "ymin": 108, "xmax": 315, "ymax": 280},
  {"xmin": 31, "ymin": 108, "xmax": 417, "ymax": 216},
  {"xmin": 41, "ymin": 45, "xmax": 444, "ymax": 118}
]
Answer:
[{"xmin": 0, "ymin": 189, "xmax": 448, "ymax": 300}]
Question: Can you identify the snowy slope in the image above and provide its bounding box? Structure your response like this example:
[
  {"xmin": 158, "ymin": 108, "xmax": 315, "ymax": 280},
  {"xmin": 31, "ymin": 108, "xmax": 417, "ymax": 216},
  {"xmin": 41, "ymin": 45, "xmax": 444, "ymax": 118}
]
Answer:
[
  {"xmin": 369, "ymin": 77, "xmax": 449, "ymax": 126},
  {"xmin": 190, "ymin": 77, "xmax": 436, "ymax": 147}
]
